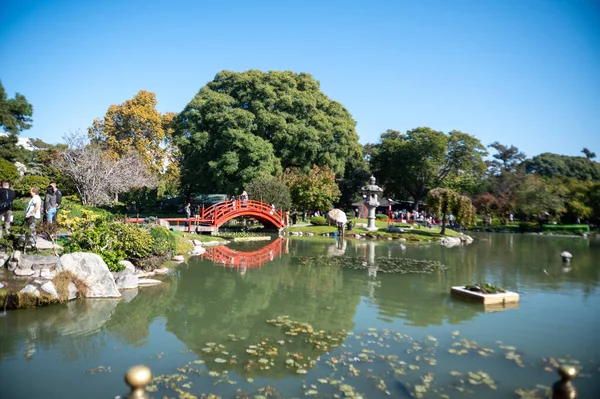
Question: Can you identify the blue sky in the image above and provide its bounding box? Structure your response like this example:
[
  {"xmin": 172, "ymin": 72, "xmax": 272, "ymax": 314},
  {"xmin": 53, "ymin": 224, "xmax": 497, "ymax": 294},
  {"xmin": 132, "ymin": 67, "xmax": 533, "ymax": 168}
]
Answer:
[{"xmin": 1, "ymin": 0, "xmax": 599, "ymax": 158}]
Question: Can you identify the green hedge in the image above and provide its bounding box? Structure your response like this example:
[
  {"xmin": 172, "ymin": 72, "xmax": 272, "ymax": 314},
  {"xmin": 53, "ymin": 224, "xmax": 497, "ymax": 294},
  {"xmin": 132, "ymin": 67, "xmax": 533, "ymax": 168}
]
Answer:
[
  {"xmin": 375, "ymin": 214, "xmax": 388, "ymax": 220},
  {"xmin": 310, "ymin": 216, "xmax": 327, "ymax": 226}
]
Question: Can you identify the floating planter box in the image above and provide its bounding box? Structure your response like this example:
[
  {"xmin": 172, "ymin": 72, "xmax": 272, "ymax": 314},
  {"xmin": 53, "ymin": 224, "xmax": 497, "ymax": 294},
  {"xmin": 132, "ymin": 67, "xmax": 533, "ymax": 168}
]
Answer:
[
  {"xmin": 451, "ymin": 286, "xmax": 520, "ymax": 304},
  {"xmin": 483, "ymin": 302, "xmax": 519, "ymax": 313}
]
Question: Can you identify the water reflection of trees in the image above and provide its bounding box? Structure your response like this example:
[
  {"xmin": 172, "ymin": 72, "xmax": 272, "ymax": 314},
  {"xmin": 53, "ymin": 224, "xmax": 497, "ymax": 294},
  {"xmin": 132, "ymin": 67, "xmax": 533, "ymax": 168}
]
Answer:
[
  {"xmin": 163, "ymin": 241, "xmax": 362, "ymax": 377},
  {"xmin": 0, "ymin": 299, "xmax": 119, "ymax": 362}
]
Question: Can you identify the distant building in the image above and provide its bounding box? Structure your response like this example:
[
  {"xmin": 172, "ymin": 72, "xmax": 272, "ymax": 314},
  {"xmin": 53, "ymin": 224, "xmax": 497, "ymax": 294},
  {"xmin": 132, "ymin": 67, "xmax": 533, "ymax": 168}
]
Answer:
[{"xmin": 0, "ymin": 132, "xmax": 39, "ymax": 151}]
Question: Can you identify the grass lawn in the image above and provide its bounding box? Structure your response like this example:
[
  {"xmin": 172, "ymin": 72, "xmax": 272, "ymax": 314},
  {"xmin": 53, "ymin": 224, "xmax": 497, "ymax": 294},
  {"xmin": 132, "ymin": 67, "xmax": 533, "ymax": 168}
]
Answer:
[
  {"xmin": 284, "ymin": 219, "xmax": 464, "ymax": 241},
  {"xmin": 172, "ymin": 231, "xmax": 226, "ymax": 242}
]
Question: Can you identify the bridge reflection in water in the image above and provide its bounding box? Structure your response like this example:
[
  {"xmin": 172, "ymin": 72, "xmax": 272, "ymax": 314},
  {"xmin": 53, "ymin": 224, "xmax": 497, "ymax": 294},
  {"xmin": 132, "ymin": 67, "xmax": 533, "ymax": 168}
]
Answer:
[{"xmin": 202, "ymin": 237, "xmax": 288, "ymax": 274}]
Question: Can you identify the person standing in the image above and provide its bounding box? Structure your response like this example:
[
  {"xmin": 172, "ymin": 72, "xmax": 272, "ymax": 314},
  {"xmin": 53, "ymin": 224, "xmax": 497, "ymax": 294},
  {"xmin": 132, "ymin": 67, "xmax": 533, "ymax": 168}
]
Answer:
[
  {"xmin": 241, "ymin": 190, "xmax": 248, "ymax": 208},
  {"xmin": 0, "ymin": 180, "xmax": 16, "ymax": 238},
  {"xmin": 184, "ymin": 202, "xmax": 191, "ymax": 224},
  {"xmin": 44, "ymin": 185, "xmax": 58, "ymax": 223},
  {"xmin": 49, "ymin": 182, "xmax": 62, "ymax": 223},
  {"xmin": 24, "ymin": 187, "xmax": 42, "ymax": 247}
]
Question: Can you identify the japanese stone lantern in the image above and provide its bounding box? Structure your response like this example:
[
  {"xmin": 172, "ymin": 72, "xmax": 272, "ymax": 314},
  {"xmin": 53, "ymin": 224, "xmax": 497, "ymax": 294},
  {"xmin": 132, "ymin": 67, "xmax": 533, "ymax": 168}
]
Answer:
[{"xmin": 362, "ymin": 176, "xmax": 383, "ymax": 231}]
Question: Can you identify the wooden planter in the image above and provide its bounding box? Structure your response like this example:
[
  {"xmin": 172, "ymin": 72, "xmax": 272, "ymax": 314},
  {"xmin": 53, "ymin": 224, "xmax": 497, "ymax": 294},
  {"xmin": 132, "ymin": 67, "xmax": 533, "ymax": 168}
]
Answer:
[{"xmin": 451, "ymin": 286, "xmax": 520, "ymax": 304}]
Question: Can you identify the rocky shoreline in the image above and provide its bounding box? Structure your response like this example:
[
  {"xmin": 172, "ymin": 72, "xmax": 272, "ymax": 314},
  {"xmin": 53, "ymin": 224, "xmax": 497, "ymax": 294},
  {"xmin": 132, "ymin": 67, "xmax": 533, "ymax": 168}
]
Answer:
[{"xmin": 0, "ymin": 236, "xmax": 226, "ymax": 311}]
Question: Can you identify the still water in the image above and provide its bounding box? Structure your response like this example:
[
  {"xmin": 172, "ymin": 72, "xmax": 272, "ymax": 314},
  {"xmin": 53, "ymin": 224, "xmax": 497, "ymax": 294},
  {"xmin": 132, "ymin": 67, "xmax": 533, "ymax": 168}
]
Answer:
[{"xmin": 1, "ymin": 233, "xmax": 599, "ymax": 398}]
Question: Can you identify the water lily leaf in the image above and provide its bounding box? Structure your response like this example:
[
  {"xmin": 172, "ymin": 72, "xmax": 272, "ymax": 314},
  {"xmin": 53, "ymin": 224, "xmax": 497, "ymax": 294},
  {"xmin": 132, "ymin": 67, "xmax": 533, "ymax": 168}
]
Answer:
[
  {"xmin": 296, "ymin": 369, "xmax": 307, "ymax": 374},
  {"xmin": 214, "ymin": 358, "xmax": 226, "ymax": 363}
]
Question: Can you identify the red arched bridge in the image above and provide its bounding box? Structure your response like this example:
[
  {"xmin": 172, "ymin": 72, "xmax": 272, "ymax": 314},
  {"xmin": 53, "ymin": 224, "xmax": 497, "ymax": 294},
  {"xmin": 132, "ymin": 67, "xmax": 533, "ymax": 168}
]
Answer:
[
  {"xmin": 128, "ymin": 200, "xmax": 285, "ymax": 233},
  {"xmin": 203, "ymin": 238, "xmax": 288, "ymax": 271}
]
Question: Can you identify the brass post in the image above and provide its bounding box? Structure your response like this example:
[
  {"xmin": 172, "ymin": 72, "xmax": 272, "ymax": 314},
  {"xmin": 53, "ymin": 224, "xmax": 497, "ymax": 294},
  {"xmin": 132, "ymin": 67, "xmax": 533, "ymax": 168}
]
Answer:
[
  {"xmin": 552, "ymin": 365, "xmax": 577, "ymax": 399},
  {"xmin": 125, "ymin": 365, "xmax": 152, "ymax": 399}
]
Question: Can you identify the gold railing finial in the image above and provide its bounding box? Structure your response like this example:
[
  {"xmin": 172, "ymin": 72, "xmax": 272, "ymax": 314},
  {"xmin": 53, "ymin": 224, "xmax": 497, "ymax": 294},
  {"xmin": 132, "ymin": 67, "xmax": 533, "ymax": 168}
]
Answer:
[
  {"xmin": 552, "ymin": 365, "xmax": 577, "ymax": 399},
  {"xmin": 125, "ymin": 365, "xmax": 152, "ymax": 399}
]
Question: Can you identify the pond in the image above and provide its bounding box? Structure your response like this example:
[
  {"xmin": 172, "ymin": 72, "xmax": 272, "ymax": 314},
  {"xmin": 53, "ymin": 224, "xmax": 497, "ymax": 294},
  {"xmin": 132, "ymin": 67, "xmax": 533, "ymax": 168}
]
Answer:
[{"xmin": 0, "ymin": 233, "xmax": 599, "ymax": 398}]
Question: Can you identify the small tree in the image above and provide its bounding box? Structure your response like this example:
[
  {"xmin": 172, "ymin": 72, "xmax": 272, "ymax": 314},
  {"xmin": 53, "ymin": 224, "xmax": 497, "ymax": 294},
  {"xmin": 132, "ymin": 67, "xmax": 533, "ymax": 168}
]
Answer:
[
  {"xmin": 427, "ymin": 188, "xmax": 476, "ymax": 235},
  {"xmin": 284, "ymin": 165, "xmax": 341, "ymax": 211},
  {"xmin": 246, "ymin": 175, "xmax": 292, "ymax": 210},
  {"xmin": 57, "ymin": 131, "xmax": 157, "ymax": 206}
]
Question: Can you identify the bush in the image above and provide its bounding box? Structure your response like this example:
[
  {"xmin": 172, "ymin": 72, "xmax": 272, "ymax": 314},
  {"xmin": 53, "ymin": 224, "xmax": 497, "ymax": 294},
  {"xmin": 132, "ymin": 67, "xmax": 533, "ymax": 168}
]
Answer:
[
  {"xmin": 14, "ymin": 175, "xmax": 50, "ymax": 196},
  {"xmin": 376, "ymin": 214, "xmax": 388, "ymax": 220},
  {"xmin": 10, "ymin": 198, "xmax": 27, "ymax": 211},
  {"xmin": 150, "ymin": 226, "xmax": 177, "ymax": 256},
  {"xmin": 310, "ymin": 216, "xmax": 327, "ymax": 226},
  {"xmin": 0, "ymin": 158, "xmax": 18, "ymax": 183},
  {"xmin": 542, "ymin": 224, "xmax": 590, "ymax": 234},
  {"xmin": 110, "ymin": 222, "xmax": 153, "ymax": 259},
  {"xmin": 62, "ymin": 215, "xmax": 153, "ymax": 271}
]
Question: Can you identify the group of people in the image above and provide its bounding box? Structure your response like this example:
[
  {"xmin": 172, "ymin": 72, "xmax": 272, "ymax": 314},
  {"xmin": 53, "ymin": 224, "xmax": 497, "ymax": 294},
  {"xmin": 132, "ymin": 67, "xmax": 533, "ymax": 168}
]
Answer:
[{"xmin": 0, "ymin": 180, "xmax": 62, "ymax": 246}]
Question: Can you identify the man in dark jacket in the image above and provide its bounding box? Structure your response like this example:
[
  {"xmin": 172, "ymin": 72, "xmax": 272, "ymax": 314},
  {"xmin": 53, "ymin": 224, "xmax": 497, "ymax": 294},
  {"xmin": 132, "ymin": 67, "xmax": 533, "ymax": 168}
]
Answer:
[
  {"xmin": 49, "ymin": 182, "xmax": 62, "ymax": 223},
  {"xmin": 0, "ymin": 180, "xmax": 16, "ymax": 238}
]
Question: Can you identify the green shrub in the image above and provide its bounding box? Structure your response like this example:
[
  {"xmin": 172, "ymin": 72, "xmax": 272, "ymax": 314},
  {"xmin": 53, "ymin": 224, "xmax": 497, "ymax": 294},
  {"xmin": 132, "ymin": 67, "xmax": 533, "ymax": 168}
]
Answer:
[
  {"xmin": 376, "ymin": 214, "xmax": 388, "ymax": 220},
  {"xmin": 10, "ymin": 198, "xmax": 27, "ymax": 211},
  {"xmin": 0, "ymin": 158, "xmax": 18, "ymax": 183},
  {"xmin": 310, "ymin": 216, "xmax": 327, "ymax": 226},
  {"xmin": 14, "ymin": 175, "xmax": 50, "ymax": 196},
  {"xmin": 150, "ymin": 226, "xmax": 177, "ymax": 256},
  {"xmin": 542, "ymin": 224, "xmax": 590, "ymax": 234},
  {"xmin": 110, "ymin": 222, "xmax": 153, "ymax": 259},
  {"xmin": 63, "ymin": 217, "xmax": 153, "ymax": 271}
]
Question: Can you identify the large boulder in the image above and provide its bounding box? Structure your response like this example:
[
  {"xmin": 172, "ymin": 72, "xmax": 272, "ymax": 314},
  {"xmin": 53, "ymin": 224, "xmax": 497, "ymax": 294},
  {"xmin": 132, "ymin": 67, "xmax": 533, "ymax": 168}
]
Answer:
[
  {"xmin": 118, "ymin": 260, "xmax": 136, "ymax": 275},
  {"xmin": 40, "ymin": 282, "xmax": 59, "ymax": 298},
  {"xmin": 56, "ymin": 253, "xmax": 121, "ymax": 298},
  {"xmin": 115, "ymin": 274, "xmax": 139, "ymax": 290},
  {"xmin": 439, "ymin": 236, "xmax": 462, "ymax": 247},
  {"xmin": 18, "ymin": 254, "xmax": 59, "ymax": 270}
]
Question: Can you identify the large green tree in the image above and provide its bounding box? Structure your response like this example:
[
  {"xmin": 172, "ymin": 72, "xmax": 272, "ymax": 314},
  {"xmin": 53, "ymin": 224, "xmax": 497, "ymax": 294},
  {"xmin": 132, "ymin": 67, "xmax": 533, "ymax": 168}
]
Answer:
[
  {"xmin": 0, "ymin": 81, "xmax": 33, "ymax": 162},
  {"xmin": 173, "ymin": 70, "xmax": 361, "ymax": 194},
  {"xmin": 525, "ymin": 153, "xmax": 600, "ymax": 181},
  {"xmin": 369, "ymin": 127, "xmax": 487, "ymax": 209}
]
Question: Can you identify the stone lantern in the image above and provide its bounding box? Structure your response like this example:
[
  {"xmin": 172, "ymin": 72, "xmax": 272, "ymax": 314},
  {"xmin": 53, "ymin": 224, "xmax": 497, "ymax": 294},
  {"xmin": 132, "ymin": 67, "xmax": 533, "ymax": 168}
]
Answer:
[{"xmin": 362, "ymin": 176, "xmax": 383, "ymax": 231}]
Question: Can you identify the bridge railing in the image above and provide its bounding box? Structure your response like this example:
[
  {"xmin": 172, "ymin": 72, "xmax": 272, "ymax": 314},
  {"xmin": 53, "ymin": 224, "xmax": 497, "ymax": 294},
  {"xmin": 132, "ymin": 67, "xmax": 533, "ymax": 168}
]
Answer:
[{"xmin": 203, "ymin": 200, "xmax": 284, "ymax": 227}]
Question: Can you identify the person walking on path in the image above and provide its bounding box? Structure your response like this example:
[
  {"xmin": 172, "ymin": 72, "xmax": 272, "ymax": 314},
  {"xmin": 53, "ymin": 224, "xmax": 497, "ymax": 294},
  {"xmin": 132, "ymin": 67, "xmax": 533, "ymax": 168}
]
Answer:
[
  {"xmin": 49, "ymin": 182, "xmax": 62, "ymax": 223},
  {"xmin": 24, "ymin": 187, "xmax": 42, "ymax": 247},
  {"xmin": 44, "ymin": 185, "xmax": 58, "ymax": 223},
  {"xmin": 0, "ymin": 180, "xmax": 16, "ymax": 238}
]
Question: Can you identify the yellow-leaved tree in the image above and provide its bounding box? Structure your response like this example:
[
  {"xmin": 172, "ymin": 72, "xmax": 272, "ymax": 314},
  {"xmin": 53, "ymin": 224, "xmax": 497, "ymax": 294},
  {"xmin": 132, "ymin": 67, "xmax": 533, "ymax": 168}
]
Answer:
[{"xmin": 88, "ymin": 90, "xmax": 179, "ymax": 196}]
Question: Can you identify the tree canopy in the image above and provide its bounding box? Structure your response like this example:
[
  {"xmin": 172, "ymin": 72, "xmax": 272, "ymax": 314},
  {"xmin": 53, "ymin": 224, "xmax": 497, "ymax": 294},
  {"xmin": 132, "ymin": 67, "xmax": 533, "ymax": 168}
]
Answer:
[
  {"xmin": 0, "ymin": 80, "xmax": 33, "ymax": 135},
  {"xmin": 369, "ymin": 127, "xmax": 487, "ymax": 208},
  {"xmin": 525, "ymin": 152, "xmax": 600, "ymax": 181},
  {"xmin": 284, "ymin": 165, "xmax": 341, "ymax": 211},
  {"xmin": 173, "ymin": 70, "xmax": 362, "ymax": 194},
  {"xmin": 427, "ymin": 188, "xmax": 476, "ymax": 235}
]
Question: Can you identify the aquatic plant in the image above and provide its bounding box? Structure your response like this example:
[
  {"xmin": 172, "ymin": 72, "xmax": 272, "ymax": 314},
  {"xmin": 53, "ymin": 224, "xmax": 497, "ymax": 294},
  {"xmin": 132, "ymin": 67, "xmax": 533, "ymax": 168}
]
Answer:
[{"xmin": 464, "ymin": 283, "xmax": 506, "ymax": 294}]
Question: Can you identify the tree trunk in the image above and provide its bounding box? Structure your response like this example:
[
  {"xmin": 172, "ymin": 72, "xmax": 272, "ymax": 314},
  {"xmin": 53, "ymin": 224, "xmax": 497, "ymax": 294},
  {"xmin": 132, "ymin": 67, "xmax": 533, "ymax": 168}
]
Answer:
[{"xmin": 440, "ymin": 202, "xmax": 448, "ymax": 235}]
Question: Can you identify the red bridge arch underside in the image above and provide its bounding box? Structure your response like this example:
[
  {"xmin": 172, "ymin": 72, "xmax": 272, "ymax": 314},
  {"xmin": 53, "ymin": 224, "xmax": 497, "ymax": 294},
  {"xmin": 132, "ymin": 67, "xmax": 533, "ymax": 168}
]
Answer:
[{"xmin": 203, "ymin": 238, "xmax": 288, "ymax": 269}]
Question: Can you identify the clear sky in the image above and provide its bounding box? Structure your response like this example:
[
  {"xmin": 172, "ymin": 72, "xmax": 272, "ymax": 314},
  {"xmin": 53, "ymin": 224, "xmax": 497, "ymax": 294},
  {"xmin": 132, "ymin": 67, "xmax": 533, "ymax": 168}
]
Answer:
[{"xmin": 1, "ymin": 0, "xmax": 599, "ymax": 158}]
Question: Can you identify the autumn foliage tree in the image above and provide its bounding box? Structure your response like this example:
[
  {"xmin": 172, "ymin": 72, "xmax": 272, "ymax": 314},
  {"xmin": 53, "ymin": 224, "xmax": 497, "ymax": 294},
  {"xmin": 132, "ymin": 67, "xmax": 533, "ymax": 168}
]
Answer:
[
  {"xmin": 88, "ymin": 90, "xmax": 179, "ymax": 195},
  {"xmin": 284, "ymin": 165, "xmax": 341, "ymax": 211},
  {"xmin": 427, "ymin": 188, "xmax": 476, "ymax": 235}
]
